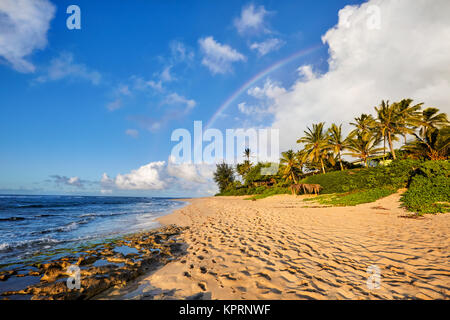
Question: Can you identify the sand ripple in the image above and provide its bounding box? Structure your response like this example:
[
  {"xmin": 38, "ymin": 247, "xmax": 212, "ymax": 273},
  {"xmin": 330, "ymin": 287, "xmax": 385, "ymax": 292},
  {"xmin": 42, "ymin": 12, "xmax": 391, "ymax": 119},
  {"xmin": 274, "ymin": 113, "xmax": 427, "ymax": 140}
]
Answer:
[{"xmin": 102, "ymin": 193, "xmax": 450, "ymax": 300}]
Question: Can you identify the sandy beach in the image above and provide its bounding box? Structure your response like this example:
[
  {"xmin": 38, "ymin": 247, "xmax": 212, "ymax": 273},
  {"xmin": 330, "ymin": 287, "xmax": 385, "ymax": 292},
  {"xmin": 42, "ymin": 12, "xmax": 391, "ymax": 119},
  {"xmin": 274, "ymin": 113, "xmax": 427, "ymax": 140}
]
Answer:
[{"xmin": 100, "ymin": 193, "xmax": 450, "ymax": 300}]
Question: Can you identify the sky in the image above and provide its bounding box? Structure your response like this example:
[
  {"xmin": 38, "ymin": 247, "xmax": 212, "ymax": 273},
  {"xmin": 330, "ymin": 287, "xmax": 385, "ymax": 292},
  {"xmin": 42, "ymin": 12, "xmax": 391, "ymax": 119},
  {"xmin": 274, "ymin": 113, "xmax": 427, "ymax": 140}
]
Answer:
[{"xmin": 0, "ymin": 0, "xmax": 449, "ymax": 197}]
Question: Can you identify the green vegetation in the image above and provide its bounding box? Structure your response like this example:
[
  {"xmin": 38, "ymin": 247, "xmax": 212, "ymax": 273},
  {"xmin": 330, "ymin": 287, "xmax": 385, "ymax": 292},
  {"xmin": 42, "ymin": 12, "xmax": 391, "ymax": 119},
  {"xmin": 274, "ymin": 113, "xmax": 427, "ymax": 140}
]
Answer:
[
  {"xmin": 213, "ymin": 162, "xmax": 235, "ymax": 193},
  {"xmin": 213, "ymin": 98, "xmax": 449, "ymax": 214},
  {"xmin": 300, "ymin": 159, "xmax": 420, "ymax": 194},
  {"xmin": 401, "ymin": 161, "xmax": 450, "ymax": 214},
  {"xmin": 303, "ymin": 187, "xmax": 397, "ymax": 206}
]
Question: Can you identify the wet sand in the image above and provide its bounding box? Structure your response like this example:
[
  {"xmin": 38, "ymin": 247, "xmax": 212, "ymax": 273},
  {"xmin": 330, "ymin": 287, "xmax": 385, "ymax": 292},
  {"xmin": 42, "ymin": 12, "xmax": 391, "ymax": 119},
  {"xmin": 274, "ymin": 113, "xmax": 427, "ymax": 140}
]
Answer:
[{"xmin": 101, "ymin": 193, "xmax": 450, "ymax": 300}]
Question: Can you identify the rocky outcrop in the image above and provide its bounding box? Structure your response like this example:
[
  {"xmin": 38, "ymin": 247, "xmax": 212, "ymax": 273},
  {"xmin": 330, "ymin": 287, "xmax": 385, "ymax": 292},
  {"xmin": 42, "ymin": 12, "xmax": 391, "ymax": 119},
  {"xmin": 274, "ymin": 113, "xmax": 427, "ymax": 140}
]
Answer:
[{"xmin": 0, "ymin": 225, "xmax": 187, "ymax": 300}]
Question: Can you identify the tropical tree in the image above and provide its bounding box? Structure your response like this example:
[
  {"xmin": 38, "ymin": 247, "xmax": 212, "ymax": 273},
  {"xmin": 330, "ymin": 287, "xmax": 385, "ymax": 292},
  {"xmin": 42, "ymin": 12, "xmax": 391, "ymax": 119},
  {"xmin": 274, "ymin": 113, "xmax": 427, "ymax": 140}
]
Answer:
[
  {"xmin": 374, "ymin": 100, "xmax": 401, "ymax": 160},
  {"xmin": 419, "ymin": 107, "xmax": 449, "ymax": 137},
  {"xmin": 236, "ymin": 161, "xmax": 252, "ymax": 179},
  {"xmin": 394, "ymin": 99, "xmax": 424, "ymax": 144},
  {"xmin": 279, "ymin": 150, "xmax": 302, "ymax": 184},
  {"xmin": 213, "ymin": 162, "xmax": 235, "ymax": 193},
  {"xmin": 403, "ymin": 126, "xmax": 450, "ymax": 160},
  {"xmin": 350, "ymin": 114, "xmax": 376, "ymax": 136},
  {"xmin": 346, "ymin": 132, "xmax": 383, "ymax": 167},
  {"xmin": 297, "ymin": 122, "xmax": 332, "ymax": 174},
  {"xmin": 328, "ymin": 123, "xmax": 350, "ymax": 171},
  {"xmin": 243, "ymin": 148, "xmax": 251, "ymax": 162}
]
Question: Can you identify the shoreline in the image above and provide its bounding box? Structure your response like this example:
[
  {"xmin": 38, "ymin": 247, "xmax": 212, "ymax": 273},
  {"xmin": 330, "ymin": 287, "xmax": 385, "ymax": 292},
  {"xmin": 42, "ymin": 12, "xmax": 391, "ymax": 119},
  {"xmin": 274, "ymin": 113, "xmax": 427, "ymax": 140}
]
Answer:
[
  {"xmin": 101, "ymin": 193, "xmax": 450, "ymax": 300},
  {"xmin": 0, "ymin": 201, "xmax": 191, "ymax": 300},
  {"xmin": 2, "ymin": 193, "xmax": 448, "ymax": 300}
]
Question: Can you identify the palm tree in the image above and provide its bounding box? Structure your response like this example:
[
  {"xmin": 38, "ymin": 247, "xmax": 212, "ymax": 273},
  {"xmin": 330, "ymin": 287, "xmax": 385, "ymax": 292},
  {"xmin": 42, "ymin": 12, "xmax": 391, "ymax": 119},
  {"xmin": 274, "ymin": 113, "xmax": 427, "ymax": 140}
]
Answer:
[
  {"xmin": 243, "ymin": 148, "xmax": 251, "ymax": 162},
  {"xmin": 328, "ymin": 123, "xmax": 350, "ymax": 171},
  {"xmin": 374, "ymin": 100, "xmax": 400, "ymax": 160},
  {"xmin": 419, "ymin": 107, "xmax": 449, "ymax": 137},
  {"xmin": 403, "ymin": 126, "xmax": 450, "ymax": 160},
  {"xmin": 394, "ymin": 99, "xmax": 424, "ymax": 144},
  {"xmin": 213, "ymin": 162, "xmax": 235, "ymax": 193},
  {"xmin": 350, "ymin": 114, "xmax": 376, "ymax": 136},
  {"xmin": 236, "ymin": 161, "xmax": 251, "ymax": 179},
  {"xmin": 297, "ymin": 122, "xmax": 332, "ymax": 174},
  {"xmin": 237, "ymin": 148, "xmax": 253, "ymax": 180},
  {"xmin": 346, "ymin": 132, "xmax": 383, "ymax": 167},
  {"xmin": 279, "ymin": 150, "xmax": 301, "ymax": 184}
]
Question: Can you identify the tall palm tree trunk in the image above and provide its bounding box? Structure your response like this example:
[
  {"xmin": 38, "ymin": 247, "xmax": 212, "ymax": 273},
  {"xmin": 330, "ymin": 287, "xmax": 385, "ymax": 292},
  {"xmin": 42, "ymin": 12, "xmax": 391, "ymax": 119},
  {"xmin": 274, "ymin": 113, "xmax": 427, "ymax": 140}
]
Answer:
[
  {"xmin": 320, "ymin": 159, "xmax": 326, "ymax": 174},
  {"xmin": 387, "ymin": 131, "xmax": 396, "ymax": 160},
  {"xmin": 338, "ymin": 153, "xmax": 344, "ymax": 171}
]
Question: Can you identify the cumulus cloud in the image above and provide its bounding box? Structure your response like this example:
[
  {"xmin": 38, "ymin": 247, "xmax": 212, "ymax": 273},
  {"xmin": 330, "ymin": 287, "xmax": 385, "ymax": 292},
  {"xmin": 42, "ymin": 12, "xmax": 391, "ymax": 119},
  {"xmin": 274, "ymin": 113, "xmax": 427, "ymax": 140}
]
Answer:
[
  {"xmin": 250, "ymin": 38, "xmax": 284, "ymax": 56},
  {"xmin": 35, "ymin": 52, "xmax": 102, "ymax": 85},
  {"xmin": 0, "ymin": 0, "xmax": 55, "ymax": 73},
  {"xmin": 167, "ymin": 156, "xmax": 213, "ymax": 185},
  {"xmin": 101, "ymin": 158, "xmax": 216, "ymax": 195},
  {"xmin": 247, "ymin": 78, "xmax": 286, "ymax": 100},
  {"xmin": 234, "ymin": 4, "xmax": 270, "ymax": 35},
  {"xmin": 49, "ymin": 175, "xmax": 85, "ymax": 188},
  {"xmin": 162, "ymin": 92, "xmax": 196, "ymax": 110},
  {"xmin": 260, "ymin": 0, "xmax": 450, "ymax": 151},
  {"xmin": 112, "ymin": 161, "xmax": 167, "ymax": 190},
  {"xmin": 199, "ymin": 36, "xmax": 246, "ymax": 74},
  {"xmin": 238, "ymin": 79, "xmax": 286, "ymax": 123}
]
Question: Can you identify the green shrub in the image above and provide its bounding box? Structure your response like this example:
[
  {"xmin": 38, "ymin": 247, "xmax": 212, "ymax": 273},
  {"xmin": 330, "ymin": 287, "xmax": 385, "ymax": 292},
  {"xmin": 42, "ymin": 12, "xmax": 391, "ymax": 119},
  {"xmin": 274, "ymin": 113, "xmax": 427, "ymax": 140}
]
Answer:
[
  {"xmin": 244, "ymin": 162, "xmax": 280, "ymax": 185},
  {"xmin": 217, "ymin": 160, "xmax": 449, "ymax": 215},
  {"xmin": 300, "ymin": 160, "xmax": 421, "ymax": 194},
  {"xmin": 401, "ymin": 161, "xmax": 450, "ymax": 214}
]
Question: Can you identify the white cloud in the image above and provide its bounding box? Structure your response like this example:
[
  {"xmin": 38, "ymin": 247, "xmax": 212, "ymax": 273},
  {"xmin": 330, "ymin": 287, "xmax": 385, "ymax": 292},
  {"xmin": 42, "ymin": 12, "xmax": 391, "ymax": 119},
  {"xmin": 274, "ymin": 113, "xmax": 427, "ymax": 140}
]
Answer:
[
  {"xmin": 101, "ymin": 158, "xmax": 216, "ymax": 195},
  {"xmin": 125, "ymin": 129, "xmax": 139, "ymax": 138},
  {"xmin": 167, "ymin": 156, "xmax": 213, "ymax": 185},
  {"xmin": 35, "ymin": 52, "xmax": 102, "ymax": 85},
  {"xmin": 50, "ymin": 175, "xmax": 84, "ymax": 188},
  {"xmin": 250, "ymin": 38, "xmax": 284, "ymax": 56},
  {"xmin": 145, "ymin": 79, "xmax": 163, "ymax": 92},
  {"xmin": 234, "ymin": 4, "xmax": 270, "ymax": 35},
  {"xmin": 296, "ymin": 65, "xmax": 317, "ymax": 81},
  {"xmin": 162, "ymin": 92, "xmax": 196, "ymax": 110},
  {"xmin": 262, "ymin": 0, "xmax": 450, "ymax": 151},
  {"xmin": 160, "ymin": 65, "xmax": 175, "ymax": 82},
  {"xmin": 117, "ymin": 84, "xmax": 131, "ymax": 96},
  {"xmin": 247, "ymin": 78, "xmax": 286, "ymax": 100},
  {"xmin": 169, "ymin": 40, "xmax": 194, "ymax": 63},
  {"xmin": 199, "ymin": 36, "xmax": 246, "ymax": 74},
  {"xmin": 0, "ymin": 0, "xmax": 55, "ymax": 73},
  {"xmin": 113, "ymin": 161, "xmax": 167, "ymax": 190},
  {"xmin": 238, "ymin": 79, "xmax": 286, "ymax": 121},
  {"xmin": 107, "ymin": 99, "xmax": 122, "ymax": 111},
  {"xmin": 238, "ymin": 102, "xmax": 266, "ymax": 116}
]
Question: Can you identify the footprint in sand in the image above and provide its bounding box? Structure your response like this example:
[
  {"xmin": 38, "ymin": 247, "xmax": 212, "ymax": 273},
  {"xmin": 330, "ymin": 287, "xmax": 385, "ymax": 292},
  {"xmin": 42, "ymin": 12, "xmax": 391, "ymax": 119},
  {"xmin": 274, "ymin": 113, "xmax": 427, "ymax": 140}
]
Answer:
[{"xmin": 198, "ymin": 282, "xmax": 207, "ymax": 291}]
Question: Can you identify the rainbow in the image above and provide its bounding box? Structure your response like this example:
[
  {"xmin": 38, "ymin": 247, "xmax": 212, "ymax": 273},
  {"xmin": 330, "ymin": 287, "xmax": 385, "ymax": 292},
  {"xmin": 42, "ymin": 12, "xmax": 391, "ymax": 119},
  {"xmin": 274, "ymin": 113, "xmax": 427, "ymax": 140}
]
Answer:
[{"xmin": 205, "ymin": 44, "xmax": 323, "ymax": 129}]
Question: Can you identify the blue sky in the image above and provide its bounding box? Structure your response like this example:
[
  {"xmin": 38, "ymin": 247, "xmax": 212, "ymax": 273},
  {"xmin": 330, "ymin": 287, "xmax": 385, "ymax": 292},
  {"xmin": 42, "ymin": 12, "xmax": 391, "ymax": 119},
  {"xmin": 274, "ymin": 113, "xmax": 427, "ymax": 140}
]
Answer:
[{"xmin": 1, "ymin": 0, "xmax": 448, "ymax": 196}]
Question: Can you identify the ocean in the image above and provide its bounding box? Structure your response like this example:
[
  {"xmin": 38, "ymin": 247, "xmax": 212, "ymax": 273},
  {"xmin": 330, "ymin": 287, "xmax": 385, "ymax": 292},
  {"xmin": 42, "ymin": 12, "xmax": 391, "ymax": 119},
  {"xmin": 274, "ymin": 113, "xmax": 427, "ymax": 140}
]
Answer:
[{"xmin": 0, "ymin": 195, "xmax": 186, "ymax": 270}]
